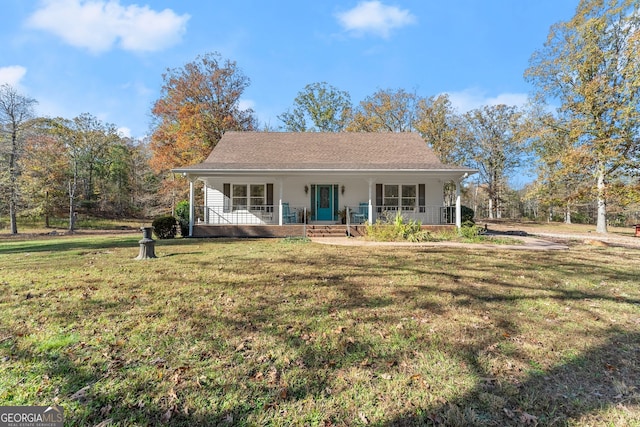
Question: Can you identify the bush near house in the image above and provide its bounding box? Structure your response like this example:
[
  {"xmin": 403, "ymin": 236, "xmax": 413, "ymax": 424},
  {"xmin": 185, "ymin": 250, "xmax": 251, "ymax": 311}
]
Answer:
[
  {"xmin": 175, "ymin": 201, "xmax": 190, "ymax": 237},
  {"xmin": 151, "ymin": 215, "xmax": 177, "ymax": 239}
]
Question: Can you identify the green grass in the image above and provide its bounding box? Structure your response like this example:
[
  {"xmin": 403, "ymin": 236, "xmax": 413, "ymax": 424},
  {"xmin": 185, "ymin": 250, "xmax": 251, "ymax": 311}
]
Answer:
[{"xmin": 0, "ymin": 234, "xmax": 639, "ymax": 426}]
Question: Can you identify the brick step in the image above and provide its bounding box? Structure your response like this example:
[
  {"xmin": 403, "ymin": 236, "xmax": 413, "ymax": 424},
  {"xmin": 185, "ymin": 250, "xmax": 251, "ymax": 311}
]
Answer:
[{"xmin": 306, "ymin": 225, "xmax": 366, "ymax": 238}]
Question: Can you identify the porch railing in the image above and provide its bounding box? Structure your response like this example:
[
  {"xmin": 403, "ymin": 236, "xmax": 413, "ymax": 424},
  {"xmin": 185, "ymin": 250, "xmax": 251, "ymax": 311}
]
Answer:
[
  {"xmin": 374, "ymin": 205, "xmax": 456, "ymax": 225},
  {"xmin": 195, "ymin": 205, "xmax": 279, "ymax": 225},
  {"xmin": 193, "ymin": 205, "xmax": 456, "ymax": 226}
]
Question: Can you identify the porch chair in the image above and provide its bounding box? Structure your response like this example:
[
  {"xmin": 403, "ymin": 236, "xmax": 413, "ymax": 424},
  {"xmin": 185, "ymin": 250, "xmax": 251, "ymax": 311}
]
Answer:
[
  {"xmin": 281, "ymin": 203, "xmax": 297, "ymax": 223},
  {"xmin": 352, "ymin": 202, "xmax": 368, "ymax": 224}
]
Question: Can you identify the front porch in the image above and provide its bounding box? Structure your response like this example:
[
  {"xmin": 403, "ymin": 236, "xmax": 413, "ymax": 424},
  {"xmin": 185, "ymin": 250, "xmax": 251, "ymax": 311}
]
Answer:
[{"xmin": 185, "ymin": 177, "xmax": 467, "ymax": 237}]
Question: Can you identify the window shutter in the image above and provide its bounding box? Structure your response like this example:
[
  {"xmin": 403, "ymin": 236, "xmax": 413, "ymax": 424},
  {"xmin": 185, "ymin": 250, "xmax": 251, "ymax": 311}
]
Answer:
[
  {"xmin": 376, "ymin": 184, "xmax": 383, "ymax": 206},
  {"xmin": 333, "ymin": 184, "xmax": 339, "ymax": 220},
  {"xmin": 266, "ymin": 183, "xmax": 273, "ymax": 212},
  {"xmin": 310, "ymin": 185, "xmax": 316, "ymax": 221},
  {"xmin": 419, "ymin": 184, "xmax": 425, "ymax": 212},
  {"xmin": 223, "ymin": 183, "xmax": 231, "ymax": 213}
]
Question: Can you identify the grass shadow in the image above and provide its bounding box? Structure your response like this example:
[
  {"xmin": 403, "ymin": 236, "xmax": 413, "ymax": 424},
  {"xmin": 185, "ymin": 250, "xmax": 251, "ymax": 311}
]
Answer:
[{"xmin": 383, "ymin": 330, "xmax": 640, "ymax": 426}]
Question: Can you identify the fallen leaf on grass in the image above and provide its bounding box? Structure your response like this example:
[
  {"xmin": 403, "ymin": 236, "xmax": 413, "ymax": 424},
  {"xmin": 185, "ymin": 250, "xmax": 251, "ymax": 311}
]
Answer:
[
  {"xmin": 93, "ymin": 419, "xmax": 113, "ymax": 427},
  {"xmin": 70, "ymin": 385, "xmax": 91, "ymax": 402},
  {"xmin": 100, "ymin": 404, "xmax": 112, "ymax": 417},
  {"xmin": 358, "ymin": 412, "xmax": 369, "ymax": 424},
  {"xmin": 519, "ymin": 411, "xmax": 538, "ymax": 424}
]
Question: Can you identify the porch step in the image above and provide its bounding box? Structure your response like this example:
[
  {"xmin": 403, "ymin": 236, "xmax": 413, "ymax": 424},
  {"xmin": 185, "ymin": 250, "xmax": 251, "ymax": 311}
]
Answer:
[{"xmin": 306, "ymin": 225, "xmax": 366, "ymax": 238}]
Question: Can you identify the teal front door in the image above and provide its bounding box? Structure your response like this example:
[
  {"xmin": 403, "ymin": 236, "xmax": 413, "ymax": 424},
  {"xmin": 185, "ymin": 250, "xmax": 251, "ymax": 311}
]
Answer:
[{"xmin": 316, "ymin": 185, "xmax": 334, "ymax": 221}]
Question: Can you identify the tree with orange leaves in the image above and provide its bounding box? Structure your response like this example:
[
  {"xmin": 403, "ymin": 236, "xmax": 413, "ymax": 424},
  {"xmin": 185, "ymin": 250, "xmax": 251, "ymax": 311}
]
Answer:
[
  {"xmin": 149, "ymin": 52, "xmax": 257, "ymax": 208},
  {"xmin": 150, "ymin": 52, "xmax": 257, "ymax": 171}
]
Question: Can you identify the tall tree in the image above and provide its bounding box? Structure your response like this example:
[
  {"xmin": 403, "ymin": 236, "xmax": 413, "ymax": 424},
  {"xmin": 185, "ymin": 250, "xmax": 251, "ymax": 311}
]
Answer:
[
  {"xmin": 526, "ymin": 113, "xmax": 592, "ymax": 223},
  {"xmin": 278, "ymin": 82, "xmax": 352, "ymax": 132},
  {"xmin": 347, "ymin": 88, "xmax": 420, "ymax": 132},
  {"xmin": 20, "ymin": 119, "xmax": 69, "ymax": 227},
  {"xmin": 0, "ymin": 84, "xmax": 37, "ymax": 234},
  {"xmin": 150, "ymin": 52, "xmax": 257, "ymax": 172},
  {"xmin": 525, "ymin": 0, "xmax": 640, "ymax": 233},
  {"xmin": 46, "ymin": 115, "xmax": 121, "ymax": 231},
  {"xmin": 464, "ymin": 104, "xmax": 525, "ymax": 219},
  {"xmin": 414, "ymin": 94, "xmax": 470, "ymax": 165}
]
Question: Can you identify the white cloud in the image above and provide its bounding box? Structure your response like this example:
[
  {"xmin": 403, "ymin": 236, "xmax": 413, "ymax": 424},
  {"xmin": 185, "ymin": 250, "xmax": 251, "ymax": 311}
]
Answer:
[
  {"xmin": 117, "ymin": 127, "xmax": 131, "ymax": 138},
  {"xmin": 336, "ymin": 1, "xmax": 416, "ymax": 38},
  {"xmin": 445, "ymin": 88, "xmax": 529, "ymax": 113},
  {"xmin": 0, "ymin": 66, "xmax": 27, "ymax": 86},
  {"xmin": 26, "ymin": 0, "xmax": 190, "ymax": 54}
]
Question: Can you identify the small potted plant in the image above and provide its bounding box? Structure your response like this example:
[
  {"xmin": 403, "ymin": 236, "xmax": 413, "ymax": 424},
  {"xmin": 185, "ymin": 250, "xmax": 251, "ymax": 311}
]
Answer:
[{"xmin": 337, "ymin": 207, "xmax": 348, "ymax": 224}]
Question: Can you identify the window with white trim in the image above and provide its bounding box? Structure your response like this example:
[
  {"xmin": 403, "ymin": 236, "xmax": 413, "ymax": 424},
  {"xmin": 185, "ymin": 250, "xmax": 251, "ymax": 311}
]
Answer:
[
  {"xmin": 383, "ymin": 184, "xmax": 416, "ymax": 210},
  {"xmin": 231, "ymin": 184, "xmax": 266, "ymax": 210},
  {"xmin": 384, "ymin": 185, "xmax": 399, "ymax": 207},
  {"xmin": 402, "ymin": 185, "xmax": 416, "ymax": 210}
]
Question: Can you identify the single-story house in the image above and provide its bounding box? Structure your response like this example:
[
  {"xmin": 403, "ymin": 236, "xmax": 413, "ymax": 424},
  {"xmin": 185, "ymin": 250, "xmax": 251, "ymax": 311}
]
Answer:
[{"xmin": 172, "ymin": 132, "xmax": 477, "ymax": 237}]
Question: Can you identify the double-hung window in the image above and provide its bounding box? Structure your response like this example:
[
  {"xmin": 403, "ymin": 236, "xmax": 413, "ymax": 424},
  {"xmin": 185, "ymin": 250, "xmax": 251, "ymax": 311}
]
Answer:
[
  {"xmin": 232, "ymin": 185, "xmax": 248, "ymax": 210},
  {"xmin": 249, "ymin": 185, "xmax": 265, "ymax": 210},
  {"xmin": 231, "ymin": 184, "xmax": 266, "ymax": 210},
  {"xmin": 382, "ymin": 184, "xmax": 416, "ymax": 210},
  {"xmin": 383, "ymin": 185, "xmax": 399, "ymax": 208},
  {"xmin": 401, "ymin": 185, "xmax": 416, "ymax": 210},
  {"xmin": 224, "ymin": 183, "xmax": 273, "ymax": 213}
]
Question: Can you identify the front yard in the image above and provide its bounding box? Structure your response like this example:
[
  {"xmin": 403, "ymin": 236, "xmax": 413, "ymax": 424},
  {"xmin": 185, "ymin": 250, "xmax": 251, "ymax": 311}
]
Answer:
[{"xmin": 0, "ymin": 234, "xmax": 638, "ymax": 425}]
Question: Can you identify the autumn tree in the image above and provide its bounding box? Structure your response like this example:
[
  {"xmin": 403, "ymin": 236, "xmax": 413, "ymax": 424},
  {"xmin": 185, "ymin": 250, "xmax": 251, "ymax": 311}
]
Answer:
[
  {"xmin": 150, "ymin": 52, "xmax": 257, "ymax": 208},
  {"xmin": 464, "ymin": 104, "xmax": 526, "ymax": 219},
  {"xmin": 525, "ymin": 0, "xmax": 640, "ymax": 233},
  {"xmin": 20, "ymin": 119, "xmax": 69, "ymax": 227},
  {"xmin": 0, "ymin": 84, "xmax": 37, "ymax": 234},
  {"xmin": 45, "ymin": 114, "xmax": 122, "ymax": 231},
  {"xmin": 347, "ymin": 88, "xmax": 420, "ymax": 132},
  {"xmin": 526, "ymin": 113, "xmax": 593, "ymax": 223},
  {"xmin": 150, "ymin": 52, "xmax": 257, "ymax": 172},
  {"xmin": 414, "ymin": 94, "xmax": 469, "ymax": 165},
  {"xmin": 278, "ymin": 82, "xmax": 352, "ymax": 132}
]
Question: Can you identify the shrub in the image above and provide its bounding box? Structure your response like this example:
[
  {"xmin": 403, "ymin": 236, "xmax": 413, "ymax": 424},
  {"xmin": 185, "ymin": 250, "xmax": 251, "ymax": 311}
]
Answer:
[
  {"xmin": 459, "ymin": 221, "xmax": 481, "ymax": 240},
  {"xmin": 175, "ymin": 200, "xmax": 190, "ymax": 236},
  {"xmin": 461, "ymin": 205, "xmax": 475, "ymax": 224},
  {"xmin": 152, "ymin": 216, "xmax": 177, "ymax": 239},
  {"xmin": 366, "ymin": 211, "xmax": 431, "ymax": 242}
]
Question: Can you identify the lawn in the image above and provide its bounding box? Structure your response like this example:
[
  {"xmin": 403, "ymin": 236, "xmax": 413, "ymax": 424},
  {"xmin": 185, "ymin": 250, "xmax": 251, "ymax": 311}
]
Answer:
[{"xmin": 0, "ymin": 233, "xmax": 638, "ymax": 426}]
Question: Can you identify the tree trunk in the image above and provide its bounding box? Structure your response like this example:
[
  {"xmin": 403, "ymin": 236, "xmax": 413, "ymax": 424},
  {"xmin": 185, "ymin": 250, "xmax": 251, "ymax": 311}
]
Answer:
[
  {"xmin": 68, "ymin": 180, "xmax": 76, "ymax": 233},
  {"xmin": 45, "ymin": 191, "xmax": 50, "ymax": 228},
  {"xmin": 595, "ymin": 162, "xmax": 608, "ymax": 234},
  {"xmin": 488, "ymin": 198, "xmax": 494, "ymax": 219},
  {"xmin": 564, "ymin": 202, "xmax": 571, "ymax": 224},
  {"xmin": 9, "ymin": 129, "xmax": 18, "ymax": 234},
  {"xmin": 9, "ymin": 199, "xmax": 17, "ymax": 234}
]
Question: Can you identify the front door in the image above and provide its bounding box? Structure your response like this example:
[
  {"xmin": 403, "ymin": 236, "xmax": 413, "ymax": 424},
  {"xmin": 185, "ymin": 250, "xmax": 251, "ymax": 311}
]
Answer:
[{"xmin": 316, "ymin": 185, "xmax": 333, "ymax": 221}]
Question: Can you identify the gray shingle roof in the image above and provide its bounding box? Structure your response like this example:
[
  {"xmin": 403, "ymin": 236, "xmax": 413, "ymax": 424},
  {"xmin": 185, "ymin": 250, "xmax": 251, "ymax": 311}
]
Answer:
[{"xmin": 175, "ymin": 131, "xmax": 474, "ymax": 172}]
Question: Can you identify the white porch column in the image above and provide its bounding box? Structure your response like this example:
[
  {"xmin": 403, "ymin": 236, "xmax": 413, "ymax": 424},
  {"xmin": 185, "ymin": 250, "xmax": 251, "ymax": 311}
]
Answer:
[
  {"xmin": 189, "ymin": 178, "xmax": 195, "ymax": 237},
  {"xmin": 455, "ymin": 179, "xmax": 462, "ymax": 229},
  {"xmin": 278, "ymin": 179, "xmax": 283, "ymax": 226},
  {"xmin": 367, "ymin": 179, "xmax": 374, "ymax": 223}
]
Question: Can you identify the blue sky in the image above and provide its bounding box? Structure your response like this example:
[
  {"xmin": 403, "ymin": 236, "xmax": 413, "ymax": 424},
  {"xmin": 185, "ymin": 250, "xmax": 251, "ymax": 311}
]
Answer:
[{"xmin": 1, "ymin": 1, "xmax": 577, "ymax": 140}]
